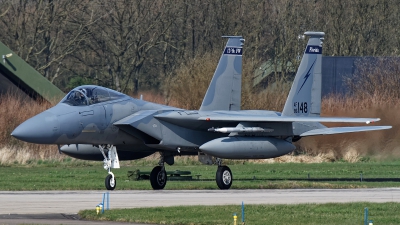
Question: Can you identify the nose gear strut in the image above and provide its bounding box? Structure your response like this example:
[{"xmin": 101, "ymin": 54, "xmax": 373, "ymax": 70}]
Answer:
[{"xmin": 99, "ymin": 145, "xmax": 120, "ymax": 190}]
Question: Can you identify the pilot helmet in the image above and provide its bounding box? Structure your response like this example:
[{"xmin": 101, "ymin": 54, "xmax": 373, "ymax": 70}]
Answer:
[{"xmin": 81, "ymin": 89, "xmax": 87, "ymax": 96}]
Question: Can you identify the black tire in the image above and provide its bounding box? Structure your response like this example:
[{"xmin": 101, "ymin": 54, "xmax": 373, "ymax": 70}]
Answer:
[
  {"xmin": 105, "ymin": 174, "xmax": 116, "ymax": 190},
  {"xmin": 150, "ymin": 166, "xmax": 167, "ymax": 190},
  {"xmin": 216, "ymin": 166, "xmax": 233, "ymax": 190}
]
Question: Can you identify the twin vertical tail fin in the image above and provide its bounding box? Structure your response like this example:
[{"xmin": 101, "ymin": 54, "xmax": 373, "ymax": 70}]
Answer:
[
  {"xmin": 199, "ymin": 36, "xmax": 244, "ymax": 111},
  {"xmin": 282, "ymin": 32, "xmax": 325, "ymax": 117}
]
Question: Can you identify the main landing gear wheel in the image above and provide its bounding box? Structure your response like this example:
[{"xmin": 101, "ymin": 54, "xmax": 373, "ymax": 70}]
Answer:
[
  {"xmin": 216, "ymin": 166, "xmax": 233, "ymax": 190},
  {"xmin": 105, "ymin": 174, "xmax": 116, "ymax": 190},
  {"xmin": 150, "ymin": 166, "xmax": 167, "ymax": 190}
]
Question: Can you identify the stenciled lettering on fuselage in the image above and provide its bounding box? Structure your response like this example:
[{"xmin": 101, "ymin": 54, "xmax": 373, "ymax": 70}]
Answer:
[{"xmin": 224, "ymin": 47, "xmax": 242, "ymax": 55}]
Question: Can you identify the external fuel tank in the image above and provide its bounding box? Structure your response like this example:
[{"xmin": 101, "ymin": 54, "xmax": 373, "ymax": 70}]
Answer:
[{"xmin": 199, "ymin": 137, "xmax": 295, "ymax": 159}]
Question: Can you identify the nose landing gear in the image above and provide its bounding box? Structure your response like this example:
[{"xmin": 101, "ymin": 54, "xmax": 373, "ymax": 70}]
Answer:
[{"xmin": 99, "ymin": 145, "xmax": 120, "ymax": 190}]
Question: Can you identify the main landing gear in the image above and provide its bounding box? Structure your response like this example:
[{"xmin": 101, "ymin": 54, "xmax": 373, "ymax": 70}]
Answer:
[
  {"xmin": 150, "ymin": 152, "xmax": 167, "ymax": 190},
  {"xmin": 99, "ymin": 145, "xmax": 120, "ymax": 190},
  {"xmin": 215, "ymin": 158, "xmax": 233, "ymax": 190}
]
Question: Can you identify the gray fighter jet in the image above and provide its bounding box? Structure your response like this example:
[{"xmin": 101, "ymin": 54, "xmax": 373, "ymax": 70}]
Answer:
[{"xmin": 12, "ymin": 32, "xmax": 391, "ymax": 190}]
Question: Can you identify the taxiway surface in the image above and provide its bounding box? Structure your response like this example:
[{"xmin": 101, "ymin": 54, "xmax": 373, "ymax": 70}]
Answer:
[
  {"xmin": 1, "ymin": 188, "xmax": 400, "ymax": 214},
  {"xmin": 1, "ymin": 189, "xmax": 400, "ymax": 224}
]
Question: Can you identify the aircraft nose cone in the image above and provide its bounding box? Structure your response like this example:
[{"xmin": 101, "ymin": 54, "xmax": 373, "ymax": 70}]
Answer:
[{"xmin": 11, "ymin": 111, "xmax": 60, "ymax": 144}]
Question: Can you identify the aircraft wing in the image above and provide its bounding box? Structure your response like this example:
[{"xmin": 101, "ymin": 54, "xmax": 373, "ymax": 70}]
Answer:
[
  {"xmin": 114, "ymin": 109, "xmax": 159, "ymax": 125},
  {"xmin": 300, "ymin": 126, "xmax": 392, "ymax": 137},
  {"xmin": 198, "ymin": 115, "xmax": 381, "ymax": 124},
  {"xmin": 113, "ymin": 109, "xmax": 167, "ymax": 142}
]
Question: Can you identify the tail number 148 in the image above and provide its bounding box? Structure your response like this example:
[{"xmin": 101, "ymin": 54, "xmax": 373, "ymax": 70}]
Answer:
[{"xmin": 294, "ymin": 102, "xmax": 308, "ymax": 114}]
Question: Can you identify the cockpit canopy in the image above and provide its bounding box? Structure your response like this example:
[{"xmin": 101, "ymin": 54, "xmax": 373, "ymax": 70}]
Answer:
[{"xmin": 61, "ymin": 85, "xmax": 127, "ymax": 106}]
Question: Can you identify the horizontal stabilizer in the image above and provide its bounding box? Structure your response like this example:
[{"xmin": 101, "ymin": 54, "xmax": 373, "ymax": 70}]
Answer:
[
  {"xmin": 199, "ymin": 115, "xmax": 381, "ymax": 124},
  {"xmin": 300, "ymin": 126, "xmax": 392, "ymax": 137}
]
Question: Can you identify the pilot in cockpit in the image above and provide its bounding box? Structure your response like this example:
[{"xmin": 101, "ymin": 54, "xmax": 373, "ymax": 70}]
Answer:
[{"xmin": 74, "ymin": 89, "xmax": 87, "ymax": 105}]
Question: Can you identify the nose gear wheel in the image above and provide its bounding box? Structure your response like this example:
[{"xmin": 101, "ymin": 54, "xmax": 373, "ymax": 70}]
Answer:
[{"xmin": 105, "ymin": 173, "xmax": 116, "ymax": 190}]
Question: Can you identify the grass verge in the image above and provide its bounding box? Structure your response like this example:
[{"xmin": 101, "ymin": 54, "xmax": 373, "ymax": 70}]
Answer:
[
  {"xmin": 1, "ymin": 160, "xmax": 400, "ymax": 190},
  {"xmin": 79, "ymin": 202, "xmax": 400, "ymax": 225}
]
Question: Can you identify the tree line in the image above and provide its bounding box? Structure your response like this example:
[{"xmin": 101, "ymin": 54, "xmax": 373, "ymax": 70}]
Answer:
[{"xmin": 0, "ymin": 0, "xmax": 399, "ymax": 94}]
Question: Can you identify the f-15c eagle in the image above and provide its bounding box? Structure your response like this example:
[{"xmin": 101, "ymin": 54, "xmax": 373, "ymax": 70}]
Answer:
[{"xmin": 12, "ymin": 31, "xmax": 391, "ymax": 190}]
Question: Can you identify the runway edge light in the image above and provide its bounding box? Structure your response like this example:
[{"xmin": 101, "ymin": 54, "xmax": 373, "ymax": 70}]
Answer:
[
  {"xmin": 96, "ymin": 203, "xmax": 103, "ymax": 215},
  {"xmin": 233, "ymin": 213, "xmax": 237, "ymax": 225}
]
